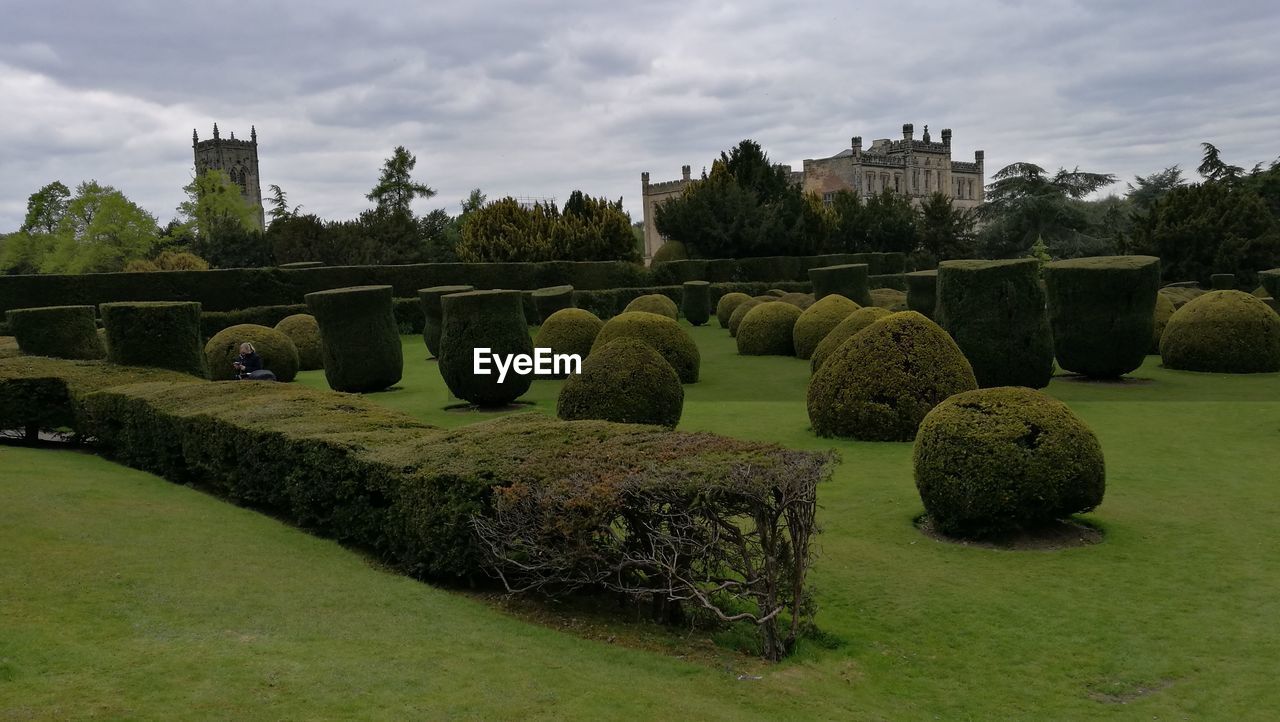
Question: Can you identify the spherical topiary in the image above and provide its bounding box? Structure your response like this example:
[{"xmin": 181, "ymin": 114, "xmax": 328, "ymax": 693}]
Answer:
[
  {"xmin": 777, "ymin": 292, "xmax": 815, "ymax": 310},
  {"xmin": 623, "ymin": 293, "xmax": 679, "ymax": 320},
  {"xmin": 913, "ymin": 386, "xmax": 1105, "ymax": 539},
  {"xmin": 716, "ymin": 292, "xmax": 753, "ymax": 329},
  {"xmin": 532, "ymin": 285, "xmax": 574, "ymax": 323},
  {"xmin": 792, "ymin": 295, "xmax": 859, "ymax": 360},
  {"xmin": 809, "ymin": 263, "xmax": 873, "ymax": 305},
  {"xmin": 807, "ymin": 311, "xmax": 978, "ymax": 441},
  {"xmin": 557, "ymin": 338, "xmax": 684, "ymax": 428},
  {"xmin": 737, "ymin": 302, "xmax": 802, "ymax": 356},
  {"xmin": 204, "ymin": 324, "xmax": 300, "ymax": 382},
  {"xmin": 274, "ymin": 314, "xmax": 323, "ymax": 370},
  {"xmin": 592, "ymin": 311, "xmax": 700, "ymax": 383},
  {"xmin": 6, "ymin": 305, "xmax": 104, "ymax": 360},
  {"xmin": 533, "ymin": 308, "xmax": 603, "ymax": 379},
  {"xmin": 1151, "ymin": 292, "xmax": 1175, "ymax": 354},
  {"xmin": 905, "ymin": 270, "xmax": 938, "ymax": 319},
  {"xmin": 305, "ymin": 285, "xmax": 403, "ymax": 393},
  {"xmin": 809, "ymin": 306, "xmax": 892, "ymax": 373},
  {"xmin": 651, "ymin": 240, "xmax": 689, "ymax": 264},
  {"xmin": 1159, "ymin": 290, "xmax": 1280, "ymax": 373},
  {"xmin": 419, "ymin": 285, "xmax": 474, "ymax": 358},
  {"xmin": 101, "ymin": 301, "xmax": 206, "ymax": 377},
  {"xmin": 439, "ymin": 290, "xmax": 534, "ymax": 406},
  {"xmin": 870, "ymin": 288, "xmax": 908, "ymax": 311},
  {"xmin": 681, "ymin": 281, "xmax": 711, "ymax": 326},
  {"xmin": 728, "ymin": 298, "xmax": 764, "ymax": 338},
  {"xmin": 1211, "ymin": 273, "xmax": 1236, "ymax": 290},
  {"xmin": 1043, "ymin": 255, "xmax": 1161, "ymax": 378}
]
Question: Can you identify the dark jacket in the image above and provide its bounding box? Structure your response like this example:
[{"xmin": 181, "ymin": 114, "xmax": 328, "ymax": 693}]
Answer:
[{"xmin": 237, "ymin": 352, "xmax": 263, "ymax": 376}]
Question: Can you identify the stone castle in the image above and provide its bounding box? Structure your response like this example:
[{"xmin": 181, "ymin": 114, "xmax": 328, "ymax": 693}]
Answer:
[
  {"xmin": 192, "ymin": 124, "xmax": 265, "ymax": 229},
  {"xmin": 640, "ymin": 123, "xmax": 984, "ymax": 258}
]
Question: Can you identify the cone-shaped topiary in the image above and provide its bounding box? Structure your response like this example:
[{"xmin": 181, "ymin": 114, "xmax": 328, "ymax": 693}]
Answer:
[
  {"xmin": 419, "ymin": 285, "xmax": 474, "ymax": 358},
  {"xmin": 737, "ymin": 302, "xmax": 802, "ymax": 356},
  {"xmin": 808, "ymin": 311, "xmax": 978, "ymax": 441},
  {"xmin": 728, "ymin": 298, "xmax": 764, "ymax": 338},
  {"xmin": 6, "ymin": 305, "xmax": 104, "ymax": 360},
  {"xmin": 101, "ymin": 301, "xmax": 206, "ymax": 377},
  {"xmin": 905, "ymin": 270, "xmax": 938, "ymax": 319},
  {"xmin": 809, "ymin": 263, "xmax": 872, "ymax": 305},
  {"xmin": 439, "ymin": 290, "xmax": 534, "ymax": 405},
  {"xmin": 274, "ymin": 314, "xmax": 323, "ymax": 370},
  {"xmin": 651, "ymin": 240, "xmax": 689, "ymax": 263},
  {"xmin": 792, "ymin": 294, "xmax": 859, "ymax": 360},
  {"xmin": 1151, "ymin": 292, "xmax": 1175, "ymax": 354},
  {"xmin": 623, "ymin": 293, "xmax": 679, "ymax": 320},
  {"xmin": 532, "ymin": 285, "xmax": 574, "ymax": 323},
  {"xmin": 913, "ymin": 386, "xmax": 1105, "ymax": 539},
  {"xmin": 937, "ymin": 259, "xmax": 1054, "ymax": 389},
  {"xmin": 204, "ymin": 324, "xmax": 300, "ymax": 382},
  {"xmin": 778, "ymin": 292, "xmax": 816, "ymax": 310},
  {"xmin": 716, "ymin": 292, "xmax": 753, "ymax": 329},
  {"xmin": 1044, "ymin": 255, "xmax": 1161, "ymax": 378},
  {"xmin": 1159, "ymin": 290, "xmax": 1280, "ymax": 373},
  {"xmin": 810, "ymin": 306, "xmax": 893, "ymax": 373},
  {"xmin": 305, "ymin": 285, "xmax": 403, "ymax": 392},
  {"xmin": 533, "ymin": 308, "xmax": 603, "ymax": 379},
  {"xmin": 1211, "ymin": 273, "xmax": 1236, "ymax": 290},
  {"xmin": 870, "ymin": 288, "xmax": 908, "ymax": 311},
  {"xmin": 682, "ymin": 281, "xmax": 711, "ymax": 326},
  {"xmin": 592, "ymin": 311, "xmax": 699, "ymax": 383},
  {"xmin": 557, "ymin": 338, "xmax": 684, "ymax": 428}
]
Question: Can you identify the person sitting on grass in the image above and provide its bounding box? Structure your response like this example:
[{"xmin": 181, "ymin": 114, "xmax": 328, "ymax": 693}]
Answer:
[{"xmin": 232, "ymin": 342, "xmax": 274, "ymax": 381}]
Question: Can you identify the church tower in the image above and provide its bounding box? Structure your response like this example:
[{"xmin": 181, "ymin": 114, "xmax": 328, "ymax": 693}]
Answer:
[{"xmin": 192, "ymin": 124, "xmax": 265, "ymax": 229}]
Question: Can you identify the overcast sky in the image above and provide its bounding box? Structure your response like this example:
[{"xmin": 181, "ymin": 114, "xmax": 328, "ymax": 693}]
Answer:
[{"xmin": 2, "ymin": 0, "xmax": 1278, "ymax": 231}]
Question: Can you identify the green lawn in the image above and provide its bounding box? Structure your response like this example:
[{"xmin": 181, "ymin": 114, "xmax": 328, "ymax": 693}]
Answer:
[{"xmin": 4, "ymin": 325, "xmax": 1280, "ymax": 719}]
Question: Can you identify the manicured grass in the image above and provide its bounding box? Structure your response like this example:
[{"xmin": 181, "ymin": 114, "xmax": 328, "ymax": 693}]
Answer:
[{"xmin": 5, "ymin": 324, "xmax": 1280, "ymax": 718}]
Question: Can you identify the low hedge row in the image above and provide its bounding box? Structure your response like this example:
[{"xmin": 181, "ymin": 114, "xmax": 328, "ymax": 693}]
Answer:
[{"xmin": 649, "ymin": 252, "xmax": 906, "ymax": 285}]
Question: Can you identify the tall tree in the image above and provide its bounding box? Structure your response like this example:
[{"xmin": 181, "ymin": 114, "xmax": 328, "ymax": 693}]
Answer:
[
  {"xmin": 976, "ymin": 162, "xmax": 1116, "ymax": 258},
  {"xmin": 917, "ymin": 192, "xmax": 975, "ymax": 261},
  {"xmin": 366, "ymin": 146, "xmax": 436, "ymax": 215},
  {"xmin": 178, "ymin": 169, "xmax": 268, "ymax": 268},
  {"xmin": 1197, "ymin": 143, "xmax": 1245, "ymax": 184},
  {"xmin": 266, "ymin": 184, "xmax": 300, "ymax": 225},
  {"xmin": 40, "ymin": 181, "xmax": 161, "ymax": 273},
  {"xmin": 21, "ymin": 181, "xmax": 71, "ymax": 234},
  {"xmin": 1126, "ymin": 166, "xmax": 1185, "ymax": 212}
]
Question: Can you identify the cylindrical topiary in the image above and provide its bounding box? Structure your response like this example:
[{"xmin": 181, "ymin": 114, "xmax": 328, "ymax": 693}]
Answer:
[
  {"xmin": 681, "ymin": 281, "xmax": 711, "ymax": 326},
  {"xmin": 1210, "ymin": 273, "xmax": 1235, "ymax": 290},
  {"xmin": 558, "ymin": 338, "xmax": 684, "ymax": 428},
  {"xmin": 592, "ymin": 311, "xmax": 700, "ymax": 383},
  {"xmin": 809, "ymin": 263, "xmax": 872, "ymax": 305},
  {"xmin": 651, "ymin": 240, "xmax": 689, "ymax": 264},
  {"xmin": 937, "ymin": 259, "xmax": 1055, "ymax": 389},
  {"xmin": 623, "ymin": 293, "xmax": 679, "ymax": 320},
  {"xmin": 438, "ymin": 290, "xmax": 534, "ymax": 406},
  {"xmin": 101, "ymin": 301, "xmax": 206, "ymax": 377},
  {"xmin": 274, "ymin": 313, "xmax": 324, "ymax": 370},
  {"xmin": 913, "ymin": 386, "xmax": 1105, "ymax": 539},
  {"xmin": 532, "ymin": 285, "xmax": 574, "ymax": 323},
  {"xmin": 533, "ymin": 308, "xmax": 603, "ymax": 379},
  {"xmin": 728, "ymin": 298, "xmax": 764, "ymax": 338},
  {"xmin": 792, "ymin": 294, "xmax": 859, "ymax": 360},
  {"xmin": 204, "ymin": 324, "xmax": 300, "ymax": 382},
  {"xmin": 807, "ymin": 311, "xmax": 978, "ymax": 441},
  {"xmin": 1159, "ymin": 290, "xmax": 1280, "ymax": 373},
  {"xmin": 305, "ymin": 285, "xmax": 403, "ymax": 392},
  {"xmin": 716, "ymin": 292, "xmax": 753, "ymax": 329},
  {"xmin": 1043, "ymin": 255, "xmax": 1161, "ymax": 378},
  {"xmin": 418, "ymin": 285, "xmax": 475, "ymax": 359},
  {"xmin": 737, "ymin": 302, "xmax": 802, "ymax": 356},
  {"xmin": 1151, "ymin": 292, "xmax": 1175, "ymax": 354},
  {"xmin": 810, "ymin": 306, "xmax": 893, "ymax": 373},
  {"xmin": 6, "ymin": 305, "xmax": 104, "ymax": 360},
  {"xmin": 905, "ymin": 270, "xmax": 938, "ymax": 319},
  {"xmin": 777, "ymin": 292, "xmax": 816, "ymax": 310}
]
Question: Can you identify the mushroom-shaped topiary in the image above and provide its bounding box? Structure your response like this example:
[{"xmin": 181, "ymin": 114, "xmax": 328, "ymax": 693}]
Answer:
[
  {"xmin": 306, "ymin": 285, "xmax": 403, "ymax": 393},
  {"xmin": 777, "ymin": 292, "xmax": 815, "ymax": 310},
  {"xmin": 728, "ymin": 298, "xmax": 764, "ymax": 338},
  {"xmin": 623, "ymin": 293, "xmax": 679, "ymax": 320},
  {"xmin": 533, "ymin": 308, "xmax": 603, "ymax": 379},
  {"xmin": 204, "ymin": 324, "xmax": 300, "ymax": 381},
  {"xmin": 913, "ymin": 386, "xmax": 1106, "ymax": 539},
  {"xmin": 792, "ymin": 294, "xmax": 859, "ymax": 360},
  {"xmin": 274, "ymin": 314, "xmax": 323, "ymax": 370},
  {"xmin": 439, "ymin": 290, "xmax": 534, "ymax": 406},
  {"xmin": 807, "ymin": 311, "xmax": 978, "ymax": 441},
  {"xmin": 1043, "ymin": 255, "xmax": 1161, "ymax": 378},
  {"xmin": 532, "ymin": 285, "xmax": 575, "ymax": 323},
  {"xmin": 716, "ymin": 292, "xmax": 753, "ymax": 329},
  {"xmin": 6, "ymin": 305, "xmax": 104, "ymax": 360},
  {"xmin": 681, "ymin": 281, "xmax": 711, "ymax": 326},
  {"xmin": 809, "ymin": 306, "xmax": 892, "ymax": 373},
  {"xmin": 1151, "ymin": 292, "xmax": 1175, "ymax": 354},
  {"xmin": 592, "ymin": 311, "xmax": 700, "ymax": 383},
  {"xmin": 419, "ymin": 285, "xmax": 475, "ymax": 358},
  {"xmin": 1159, "ymin": 290, "xmax": 1280, "ymax": 373},
  {"xmin": 737, "ymin": 302, "xmax": 802, "ymax": 356},
  {"xmin": 651, "ymin": 240, "xmax": 689, "ymax": 264},
  {"xmin": 557, "ymin": 338, "xmax": 684, "ymax": 428}
]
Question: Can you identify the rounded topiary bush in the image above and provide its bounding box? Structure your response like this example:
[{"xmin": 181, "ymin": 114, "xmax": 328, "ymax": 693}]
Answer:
[
  {"xmin": 913, "ymin": 386, "xmax": 1105, "ymax": 539},
  {"xmin": 906, "ymin": 270, "xmax": 938, "ymax": 319},
  {"xmin": 204, "ymin": 324, "xmax": 300, "ymax": 382},
  {"xmin": 592, "ymin": 311, "xmax": 699, "ymax": 383},
  {"xmin": 807, "ymin": 311, "xmax": 978, "ymax": 441},
  {"xmin": 532, "ymin": 285, "xmax": 574, "ymax": 323},
  {"xmin": 558, "ymin": 338, "xmax": 684, "ymax": 428},
  {"xmin": 624, "ymin": 293, "xmax": 679, "ymax": 320},
  {"xmin": 1151, "ymin": 292, "xmax": 1175, "ymax": 354},
  {"xmin": 728, "ymin": 298, "xmax": 764, "ymax": 338},
  {"xmin": 418, "ymin": 285, "xmax": 475, "ymax": 358},
  {"xmin": 6, "ymin": 305, "xmax": 104, "ymax": 360},
  {"xmin": 870, "ymin": 288, "xmax": 908, "ymax": 311},
  {"xmin": 792, "ymin": 294, "xmax": 859, "ymax": 360},
  {"xmin": 716, "ymin": 292, "xmax": 752, "ymax": 329},
  {"xmin": 810, "ymin": 306, "xmax": 892, "ymax": 373},
  {"xmin": 439, "ymin": 290, "xmax": 534, "ymax": 406},
  {"xmin": 533, "ymin": 308, "xmax": 603, "ymax": 378},
  {"xmin": 778, "ymin": 292, "xmax": 815, "ymax": 310},
  {"xmin": 809, "ymin": 263, "xmax": 872, "ymax": 305},
  {"xmin": 1043, "ymin": 255, "xmax": 1161, "ymax": 378},
  {"xmin": 305, "ymin": 285, "xmax": 403, "ymax": 392},
  {"xmin": 1159, "ymin": 290, "xmax": 1280, "ymax": 373},
  {"xmin": 651, "ymin": 240, "xmax": 689, "ymax": 264},
  {"xmin": 764, "ymin": 289, "xmax": 788, "ymax": 297},
  {"xmin": 274, "ymin": 313, "xmax": 323, "ymax": 370},
  {"xmin": 101, "ymin": 301, "xmax": 206, "ymax": 377},
  {"xmin": 737, "ymin": 302, "xmax": 802, "ymax": 356},
  {"xmin": 681, "ymin": 281, "xmax": 711, "ymax": 326}
]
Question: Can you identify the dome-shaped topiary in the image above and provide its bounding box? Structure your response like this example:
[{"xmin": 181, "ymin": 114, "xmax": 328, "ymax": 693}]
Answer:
[
  {"xmin": 6, "ymin": 305, "xmax": 104, "ymax": 360},
  {"xmin": 533, "ymin": 308, "xmax": 603, "ymax": 379},
  {"xmin": 913, "ymin": 386, "xmax": 1105, "ymax": 539},
  {"xmin": 557, "ymin": 338, "xmax": 684, "ymax": 428},
  {"xmin": 101, "ymin": 301, "xmax": 206, "ymax": 377},
  {"xmin": 1151, "ymin": 292, "xmax": 1175, "ymax": 354},
  {"xmin": 716, "ymin": 292, "xmax": 753, "ymax": 329},
  {"xmin": 1043, "ymin": 255, "xmax": 1161, "ymax": 378},
  {"xmin": 792, "ymin": 294, "xmax": 859, "ymax": 360},
  {"xmin": 737, "ymin": 302, "xmax": 802, "ymax": 356},
  {"xmin": 439, "ymin": 290, "xmax": 534, "ymax": 406},
  {"xmin": 418, "ymin": 285, "xmax": 474, "ymax": 358},
  {"xmin": 592, "ymin": 311, "xmax": 700, "ymax": 383},
  {"xmin": 869, "ymin": 288, "xmax": 908, "ymax": 311},
  {"xmin": 1159, "ymin": 290, "xmax": 1280, "ymax": 373},
  {"xmin": 623, "ymin": 293, "xmax": 679, "ymax": 320},
  {"xmin": 651, "ymin": 240, "xmax": 689, "ymax": 264},
  {"xmin": 305, "ymin": 285, "xmax": 403, "ymax": 392},
  {"xmin": 777, "ymin": 292, "xmax": 815, "ymax": 310},
  {"xmin": 764, "ymin": 289, "xmax": 787, "ymax": 297},
  {"xmin": 809, "ymin": 306, "xmax": 892, "ymax": 373},
  {"xmin": 204, "ymin": 324, "xmax": 300, "ymax": 382},
  {"xmin": 274, "ymin": 313, "xmax": 323, "ymax": 370},
  {"xmin": 728, "ymin": 298, "xmax": 764, "ymax": 338},
  {"xmin": 807, "ymin": 311, "xmax": 978, "ymax": 441},
  {"xmin": 532, "ymin": 285, "xmax": 575, "ymax": 323},
  {"xmin": 681, "ymin": 281, "xmax": 711, "ymax": 326}
]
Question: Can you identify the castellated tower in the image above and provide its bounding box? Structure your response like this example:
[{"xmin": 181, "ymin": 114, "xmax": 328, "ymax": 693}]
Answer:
[{"xmin": 192, "ymin": 123, "xmax": 265, "ymax": 229}]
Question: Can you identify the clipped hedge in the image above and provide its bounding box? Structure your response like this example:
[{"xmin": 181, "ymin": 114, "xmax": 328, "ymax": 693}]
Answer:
[
  {"xmin": 202, "ymin": 303, "xmax": 309, "ymax": 339},
  {"xmin": 728, "ymin": 298, "xmax": 764, "ymax": 338},
  {"xmin": 809, "ymin": 264, "xmax": 872, "ymax": 305},
  {"xmin": 558, "ymin": 338, "xmax": 684, "ymax": 428},
  {"xmin": 681, "ymin": 281, "xmax": 711, "ymax": 326},
  {"xmin": 1043, "ymin": 255, "xmax": 1161, "ymax": 378},
  {"xmin": 623, "ymin": 293, "xmax": 679, "ymax": 320},
  {"xmin": 101, "ymin": 301, "xmax": 207, "ymax": 377},
  {"xmin": 6, "ymin": 305, "xmax": 104, "ymax": 360},
  {"xmin": 274, "ymin": 314, "xmax": 324, "ymax": 370},
  {"xmin": 532, "ymin": 308, "xmax": 603, "ymax": 378},
  {"xmin": 306, "ymin": 285, "xmax": 403, "ymax": 392},
  {"xmin": 650, "ymin": 252, "xmax": 902, "ymax": 286},
  {"xmin": 439, "ymin": 290, "xmax": 534, "ymax": 406},
  {"xmin": 809, "ymin": 306, "xmax": 892, "ymax": 373},
  {"xmin": 737, "ymin": 302, "xmax": 802, "ymax": 356},
  {"xmin": 1159, "ymin": 290, "xmax": 1280, "ymax": 373},
  {"xmin": 792, "ymin": 294, "xmax": 859, "ymax": 360},
  {"xmin": 905, "ymin": 270, "xmax": 937, "ymax": 319},
  {"xmin": 1210, "ymin": 273, "xmax": 1236, "ymax": 290},
  {"xmin": 531, "ymin": 285, "xmax": 575, "ymax": 323},
  {"xmin": 204, "ymin": 324, "xmax": 300, "ymax": 382},
  {"xmin": 418, "ymin": 285, "xmax": 475, "ymax": 359},
  {"xmin": 869, "ymin": 288, "xmax": 908, "ymax": 311},
  {"xmin": 650, "ymin": 241, "xmax": 689, "ymax": 263},
  {"xmin": 592, "ymin": 311, "xmax": 700, "ymax": 383}
]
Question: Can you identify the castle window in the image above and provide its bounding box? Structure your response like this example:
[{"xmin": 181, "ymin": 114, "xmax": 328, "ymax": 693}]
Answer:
[{"xmin": 822, "ymin": 192, "xmax": 836, "ymax": 206}]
